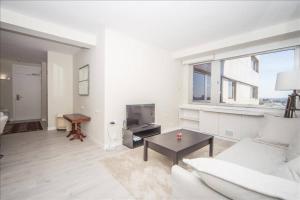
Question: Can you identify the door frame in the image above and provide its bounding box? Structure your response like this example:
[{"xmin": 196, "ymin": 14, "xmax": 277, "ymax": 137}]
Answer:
[{"xmin": 12, "ymin": 64, "xmax": 42, "ymax": 121}]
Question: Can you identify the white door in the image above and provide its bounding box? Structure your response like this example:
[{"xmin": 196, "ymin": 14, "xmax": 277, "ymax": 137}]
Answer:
[{"xmin": 12, "ymin": 64, "xmax": 42, "ymax": 121}]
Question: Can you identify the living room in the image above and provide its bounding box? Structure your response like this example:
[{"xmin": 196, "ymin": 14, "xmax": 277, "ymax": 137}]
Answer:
[{"xmin": 0, "ymin": 1, "xmax": 300, "ymax": 200}]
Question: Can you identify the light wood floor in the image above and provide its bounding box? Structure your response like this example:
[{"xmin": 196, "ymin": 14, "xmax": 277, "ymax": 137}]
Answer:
[{"xmin": 0, "ymin": 130, "xmax": 132, "ymax": 200}]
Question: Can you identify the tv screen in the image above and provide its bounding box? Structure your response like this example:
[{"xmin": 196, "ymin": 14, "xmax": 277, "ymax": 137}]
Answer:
[{"xmin": 126, "ymin": 104, "xmax": 155, "ymax": 128}]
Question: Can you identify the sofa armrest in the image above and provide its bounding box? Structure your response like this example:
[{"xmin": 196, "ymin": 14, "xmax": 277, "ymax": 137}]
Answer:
[
  {"xmin": 171, "ymin": 165, "xmax": 228, "ymax": 200},
  {"xmin": 184, "ymin": 158, "xmax": 300, "ymax": 200},
  {"xmin": 0, "ymin": 114, "xmax": 8, "ymax": 134}
]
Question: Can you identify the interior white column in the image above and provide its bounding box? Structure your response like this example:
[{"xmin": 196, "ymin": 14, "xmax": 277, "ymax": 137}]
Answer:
[
  {"xmin": 295, "ymin": 47, "xmax": 300, "ymax": 69},
  {"xmin": 211, "ymin": 60, "xmax": 222, "ymax": 104},
  {"xmin": 187, "ymin": 65, "xmax": 193, "ymax": 104},
  {"xmin": 295, "ymin": 47, "xmax": 300, "ymax": 109}
]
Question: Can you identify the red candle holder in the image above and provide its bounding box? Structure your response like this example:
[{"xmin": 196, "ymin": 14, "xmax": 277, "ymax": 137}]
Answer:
[{"xmin": 176, "ymin": 132, "xmax": 182, "ymax": 140}]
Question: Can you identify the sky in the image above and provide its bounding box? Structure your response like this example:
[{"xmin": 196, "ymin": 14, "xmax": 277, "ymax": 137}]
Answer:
[
  {"xmin": 193, "ymin": 73, "xmax": 206, "ymax": 98},
  {"xmin": 257, "ymin": 49, "xmax": 294, "ymax": 99}
]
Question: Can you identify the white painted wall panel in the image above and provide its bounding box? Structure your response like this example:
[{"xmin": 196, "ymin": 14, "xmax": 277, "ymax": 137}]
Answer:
[
  {"xmin": 199, "ymin": 111, "xmax": 219, "ymax": 135},
  {"xmin": 47, "ymin": 51, "xmax": 73, "ymax": 130}
]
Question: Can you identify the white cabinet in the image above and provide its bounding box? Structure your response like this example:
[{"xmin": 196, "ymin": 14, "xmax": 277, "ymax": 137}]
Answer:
[
  {"xmin": 199, "ymin": 111, "xmax": 219, "ymax": 135},
  {"xmin": 179, "ymin": 108, "xmax": 199, "ymax": 130},
  {"xmin": 179, "ymin": 105, "xmax": 264, "ymax": 141},
  {"xmin": 179, "ymin": 109, "xmax": 199, "ymax": 121},
  {"xmin": 181, "ymin": 119, "xmax": 199, "ymax": 130},
  {"xmin": 219, "ymin": 113, "xmax": 243, "ymax": 140}
]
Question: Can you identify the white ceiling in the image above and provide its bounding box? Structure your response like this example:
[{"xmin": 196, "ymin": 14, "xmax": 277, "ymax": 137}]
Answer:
[
  {"xmin": 1, "ymin": 1, "xmax": 300, "ymax": 51},
  {"xmin": 0, "ymin": 30, "xmax": 81, "ymax": 63}
]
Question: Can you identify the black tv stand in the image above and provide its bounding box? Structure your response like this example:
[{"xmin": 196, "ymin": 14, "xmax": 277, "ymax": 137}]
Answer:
[{"xmin": 122, "ymin": 124, "xmax": 161, "ymax": 149}]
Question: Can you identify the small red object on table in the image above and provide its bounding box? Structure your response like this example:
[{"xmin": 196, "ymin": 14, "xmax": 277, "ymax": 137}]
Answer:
[
  {"xmin": 176, "ymin": 132, "xmax": 182, "ymax": 140},
  {"xmin": 63, "ymin": 114, "xmax": 91, "ymax": 142}
]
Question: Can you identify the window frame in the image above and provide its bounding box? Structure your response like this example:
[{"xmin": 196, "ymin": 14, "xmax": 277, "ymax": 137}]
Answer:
[
  {"xmin": 189, "ymin": 46, "xmax": 299, "ymax": 109},
  {"xmin": 250, "ymin": 86, "xmax": 258, "ymax": 99},
  {"xmin": 222, "ymin": 77, "xmax": 236, "ymax": 101},
  {"xmin": 192, "ymin": 63, "xmax": 212, "ymax": 102}
]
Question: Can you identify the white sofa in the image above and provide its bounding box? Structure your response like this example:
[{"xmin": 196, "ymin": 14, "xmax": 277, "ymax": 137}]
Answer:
[
  {"xmin": 0, "ymin": 112, "xmax": 8, "ymax": 134},
  {"xmin": 172, "ymin": 116, "xmax": 300, "ymax": 200}
]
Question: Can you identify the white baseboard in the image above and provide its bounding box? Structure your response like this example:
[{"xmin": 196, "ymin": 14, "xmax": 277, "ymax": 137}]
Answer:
[
  {"xmin": 162, "ymin": 126, "xmax": 181, "ymax": 133},
  {"xmin": 47, "ymin": 126, "xmax": 56, "ymax": 131},
  {"xmin": 104, "ymin": 140, "xmax": 122, "ymax": 151}
]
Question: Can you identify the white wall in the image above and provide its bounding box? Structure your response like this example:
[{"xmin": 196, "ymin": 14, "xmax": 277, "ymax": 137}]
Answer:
[
  {"xmin": 47, "ymin": 51, "xmax": 73, "ymax": 129},
  {"xmin": 0, "ymin": 59, "xmax": 13, "ymax": 118},
  {"xmin": 41, "ymin": 62, "xmax": 47, "ymax": 123},
  {"xmin": 104, "ymin": 29, "xmax": 182, "ymax": 148},
  {"xmin": 174, "ymin": 18, "xmax": 300, "ymax": 59},
  {"xmin": 73, "ymin": 31, "xmax": 106, "ymax": 146}
]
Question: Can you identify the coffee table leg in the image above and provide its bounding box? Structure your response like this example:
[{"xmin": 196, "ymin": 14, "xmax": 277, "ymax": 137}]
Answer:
[
  {"xmin": 144, "ymin": 140, "xmax": 148, "ymax": 161},
  {"xmin": 173, "ymin": 154, "xmax": 179, "ymax": 165},
  {"xmin": 209, "ymin": 138, "xmax": 214, "ymax": 157}
]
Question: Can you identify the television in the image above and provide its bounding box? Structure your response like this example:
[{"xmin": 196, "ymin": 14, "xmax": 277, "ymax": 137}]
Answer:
[{"xmin": 126, "ymin": 104, "xmax": 155, "ymax": 128}]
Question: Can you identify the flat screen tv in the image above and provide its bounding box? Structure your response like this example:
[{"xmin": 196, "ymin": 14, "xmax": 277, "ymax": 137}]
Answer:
[{"xmin": 126, "ymin": 104, "xmax": 155, "ymax": 128}]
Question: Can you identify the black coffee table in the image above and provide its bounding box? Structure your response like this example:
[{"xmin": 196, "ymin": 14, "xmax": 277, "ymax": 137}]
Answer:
[{"xmin": 144, "ymin": 129, "xmax": 214, "ymax": 165}]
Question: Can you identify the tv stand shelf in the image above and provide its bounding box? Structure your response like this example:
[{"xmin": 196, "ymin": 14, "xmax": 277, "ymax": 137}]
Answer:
[{"xmin": 122, "ymin": 124, "xmax": 161, "ymax": 149}]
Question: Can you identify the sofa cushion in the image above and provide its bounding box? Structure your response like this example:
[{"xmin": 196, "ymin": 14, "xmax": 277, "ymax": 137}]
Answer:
[
  {"xmin": 184, "ymin": 158, "xmax": 300, "ymax": 200},
  {"xmin": 171, "ymin": 165, "xmax": 229, "ymax": 200},
  {"xmin": 216, "ymin": 138, "xmax": 286, "ymax": 174},
  {"xmin": 286, "ymin": 131, "xmax": 300, "ymax": 161},
  {"xmin": 273, "ymin": 156, "xmax": 300, "ymax": 183},
  {"xmin": 256, "ymin": 115, "xmax": 299, "ymax": 146}
]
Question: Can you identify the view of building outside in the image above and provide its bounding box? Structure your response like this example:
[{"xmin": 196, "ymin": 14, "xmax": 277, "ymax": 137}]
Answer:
[
  {"xmin": 221, "ymin": 50, "xmax": 294, "ymax": 107},
  {"xmin": 222, "ymin": 56, "xmax": 260, "ymax": 105},
  {"xmin": 193, "ymin": 49, "xmax": 294, "ymax": 108},
  {"xmin": 193, "ymin": 63, "xmax": 211, "ymax": 101}
]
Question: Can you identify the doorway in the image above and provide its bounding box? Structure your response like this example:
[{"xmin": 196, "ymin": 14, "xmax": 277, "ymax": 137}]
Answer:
[{"xmin": 12, "ymin": 64, "xmax": 42, "ymax": 121}]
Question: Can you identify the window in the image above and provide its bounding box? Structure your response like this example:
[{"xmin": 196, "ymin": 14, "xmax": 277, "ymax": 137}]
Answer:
[
  {"xmin": 221, "ymin": 78, "xmax": 236, "ymax": 101},
  {"xmin": 251, "ymin": 56, "xmax": 259, "ymax": 73},
  {"xmin": 193, "ymin": 63, "xmax": 211, "ymax": 101},
  {"xmin": 250, "ymin": 86, "xmax": 258, "ymax": 99},
  {"xmin": 221, "ymin": 49, "xmax": 294, "ymax": 107},
  {"xmin": 228, "ymin": 80, "xmax": 236, "ymax": 100}
]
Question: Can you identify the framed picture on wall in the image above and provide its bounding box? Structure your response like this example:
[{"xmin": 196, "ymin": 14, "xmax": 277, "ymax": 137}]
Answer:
[{"xmin": 78, "ymin": 65, "xmax": 89, "ymax": 96}]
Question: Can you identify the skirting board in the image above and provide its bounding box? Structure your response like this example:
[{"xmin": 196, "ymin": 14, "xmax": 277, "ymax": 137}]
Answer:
[
  {"xmin": 48, "ymin": 126, "xmax": 72, "ymax": 131},
  {"xmin": 47, "ymin": 126, "xmax": 56, "ymax": 131}
]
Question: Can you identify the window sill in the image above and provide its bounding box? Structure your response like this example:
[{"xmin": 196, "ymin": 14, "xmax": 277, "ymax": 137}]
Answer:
[
  {"xmin": 190, "ymin": 101, "xmax": 285, "ymax": 110},
  {"xmin": 181, "ymin": 103, "xmax": 285, "ymax": 117}
]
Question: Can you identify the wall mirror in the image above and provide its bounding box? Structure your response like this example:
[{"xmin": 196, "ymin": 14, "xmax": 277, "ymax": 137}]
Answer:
[{"xmin": 78, "ymin": 65, "xmax": 89, "ymax": 96}]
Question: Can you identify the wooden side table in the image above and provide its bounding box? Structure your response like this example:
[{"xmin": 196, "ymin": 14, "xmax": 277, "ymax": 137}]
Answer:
[{"xmin": 63, "ymin": 114, "xmax": 91, "ymax": 142}]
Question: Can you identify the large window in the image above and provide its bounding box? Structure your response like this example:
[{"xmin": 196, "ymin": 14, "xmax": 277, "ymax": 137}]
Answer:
[
  {"xmin": 191, "ymin": 48, "xmax": 296, "ymax": 108},
  {"xmin": 221, "ymin": 49, "xmax": 294, "ymax": 107},
  {"xmin": 193, "ymin": 63, "xmax": 211, "ymax": 101}
]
